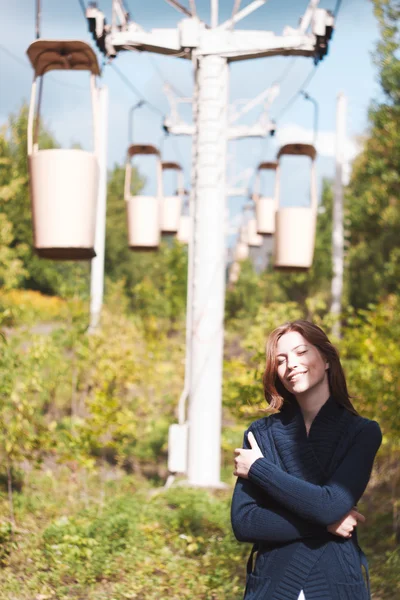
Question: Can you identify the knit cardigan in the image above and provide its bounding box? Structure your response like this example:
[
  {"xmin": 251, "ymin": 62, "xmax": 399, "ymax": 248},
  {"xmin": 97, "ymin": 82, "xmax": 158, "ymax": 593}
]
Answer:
[{"xmin": 231, "ymin": 396, "xmax": 382, "ymax": 600}]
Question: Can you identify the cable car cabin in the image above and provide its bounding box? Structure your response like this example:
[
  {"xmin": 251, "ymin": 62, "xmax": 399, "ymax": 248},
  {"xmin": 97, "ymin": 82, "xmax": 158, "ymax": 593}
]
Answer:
[
  {"xmin": 247, "ymin": 218, "xmax": 263, "ymax": 247},
  {"xmin": 228, "ymin": 261, "xmax": 241, "ymax": 285},
  {"xmin": 274, "ymin": 143, "xmax": 317, "ymax": 271},
  {"xmin": 26, "ymin": 40, "xmax": 100, "ymax": 260},
  {"xmin": 234, "ymin": 225, "xmax": 249, "ymax": 261},
  {"xmin": 252, "ymin": 161, "xmax": 278, "ymax": 236},
  {"xmin": 124, "ymin": 144, "xmax": 163, "ymax": 250},
  {"xmin": 177, "ymin": 215, "xmax": 191, "ymax": 244},
  {"xmin": 161, "ymin": 162, "xmax": 184, "ymax": 235}
]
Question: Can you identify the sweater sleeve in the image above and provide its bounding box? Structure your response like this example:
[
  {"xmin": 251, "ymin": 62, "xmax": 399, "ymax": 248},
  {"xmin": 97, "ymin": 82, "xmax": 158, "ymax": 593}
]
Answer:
[
  {"xmin": 248, "ymin": 420, "xmax": 382, "ymax": 527},
  {"xmin": 231, "ymin": 431, "xmax": 328, "ymax": 543}
]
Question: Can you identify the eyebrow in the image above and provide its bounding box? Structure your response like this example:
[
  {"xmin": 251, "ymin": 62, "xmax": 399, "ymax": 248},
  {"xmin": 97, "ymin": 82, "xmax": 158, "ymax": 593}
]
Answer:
[{"xmin": 277, "ymin": 344, "xmax": 309, "ymax": 357}]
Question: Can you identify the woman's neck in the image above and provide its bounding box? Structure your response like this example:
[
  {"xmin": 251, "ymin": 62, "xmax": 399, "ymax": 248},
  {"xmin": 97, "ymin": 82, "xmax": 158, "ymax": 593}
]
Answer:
[{"xmin": 295, "ymin": 380, "xmax": 331, "ymax": 432}]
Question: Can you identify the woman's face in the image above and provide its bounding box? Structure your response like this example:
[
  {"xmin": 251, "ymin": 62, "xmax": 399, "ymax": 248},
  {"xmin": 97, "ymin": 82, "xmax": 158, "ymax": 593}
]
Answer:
[{"xmin": 276, "ymin": 330, "xmax": 329, "ymax": 397}]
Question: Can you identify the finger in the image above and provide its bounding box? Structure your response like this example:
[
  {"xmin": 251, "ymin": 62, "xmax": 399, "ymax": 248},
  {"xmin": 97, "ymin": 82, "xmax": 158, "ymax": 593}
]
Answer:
[
  {"xmin": 248, "ymin": 431, "xmax": 260, "ymax": 450},
  {"xmin": 352, "ymin": 511, "xmax": 366, "ymax": 523}
]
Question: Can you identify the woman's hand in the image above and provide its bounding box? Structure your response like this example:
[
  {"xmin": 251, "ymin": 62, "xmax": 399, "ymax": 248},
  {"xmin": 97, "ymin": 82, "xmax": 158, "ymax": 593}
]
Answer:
[
  {"xmin": 327, "ymin": 508, "xmax": 366, "ymax": 538},
  {"xmin": 234, "ymin": 431, "xmax": 264, "ymax": 479}
]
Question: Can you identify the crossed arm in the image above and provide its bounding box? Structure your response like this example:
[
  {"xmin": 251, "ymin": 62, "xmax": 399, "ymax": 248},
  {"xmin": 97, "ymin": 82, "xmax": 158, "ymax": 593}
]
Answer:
[
  {"xmin": 246, "ymin": 420, "xmax": 382, "ymax": 527},
  {"xmin": 231, "ymin": 431, "xmax": 328, "ymax": 544},
  {"xmin": 231, "ymin": 421, "xmax": 381, "ymax": 544}
]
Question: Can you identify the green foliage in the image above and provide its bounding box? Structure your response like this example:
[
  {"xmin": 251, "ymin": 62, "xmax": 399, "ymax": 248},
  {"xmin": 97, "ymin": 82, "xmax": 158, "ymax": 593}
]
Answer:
[
  {"xmin": 0, "ymin": 470, "xmax": 248, "ymax": 599},
  {"xmin": 346, "ymin": 0, "xmax": 400, "ymax": 308},
  {"xmin": 0, "ymin": 520, "xmax": 15, "ymax": 567},
  {"xmin": 338, "ymin": 295, "xmax": 400, "ymax": 440},
  {"xmin": 0, "ymin": 290, "xmax": 185, "ymax": 493},
  {"xmin": 225, "ymin": 258, "xmax": 266, "ymax": 323}
]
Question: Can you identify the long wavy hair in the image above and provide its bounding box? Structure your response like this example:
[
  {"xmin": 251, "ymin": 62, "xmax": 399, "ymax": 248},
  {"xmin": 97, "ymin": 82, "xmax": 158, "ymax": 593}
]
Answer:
[{"xmin": 262, "ymin": 320, "xmax": 358, "ymax": 414}]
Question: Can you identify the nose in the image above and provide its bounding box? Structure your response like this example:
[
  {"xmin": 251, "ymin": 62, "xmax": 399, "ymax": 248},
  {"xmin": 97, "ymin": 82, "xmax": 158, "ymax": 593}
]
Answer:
[{"xmin": 287, "ymin": 352, "xmax": 298, "ymax": 370}]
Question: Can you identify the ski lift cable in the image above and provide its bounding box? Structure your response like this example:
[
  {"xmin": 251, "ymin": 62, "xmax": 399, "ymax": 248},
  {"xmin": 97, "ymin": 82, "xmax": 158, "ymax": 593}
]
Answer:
[
  {"xmin": 146, "ymin": 54, "xmax": 186, "ymax": 98},
  {"xmin": 273, "ymin": 65, "xmax": 318, "ymax": 121},
  {"xmin": 110, "ymin": 62, "xmax": 165, "ymax": 117},
  {"xmin": 111, "ymin": 62, "xmax": 185, "ymax": 168},
  {"xmin": 272, "ymin": 56, "xmax": 297, "ymax": 86},
  {"xmin": 270, "ymin": 0, "xmax": 344, "ymax": 122},
  {"xmin": 76, "ymin": 1, "xmax": 185, "ymax": 169},
  {"xmin": 77, "ymin": 0, "xmax": 87, "ymax": 18},
  {"xmin": 333, "ymin": 0, "xmax": 343, "ymax": 18}
]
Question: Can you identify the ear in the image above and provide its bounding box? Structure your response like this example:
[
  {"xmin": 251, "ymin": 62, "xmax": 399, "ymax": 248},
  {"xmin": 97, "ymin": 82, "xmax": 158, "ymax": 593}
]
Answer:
[{"xmin": 325, "ymin": 362, "xmax": 330, "ymax": 370}]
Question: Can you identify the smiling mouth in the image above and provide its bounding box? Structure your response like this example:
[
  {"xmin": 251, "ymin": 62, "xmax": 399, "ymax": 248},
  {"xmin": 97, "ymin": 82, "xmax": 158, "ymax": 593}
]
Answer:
[{"xmin": 288, "ymin": 371, "xmax": 307, "ymax": 382}]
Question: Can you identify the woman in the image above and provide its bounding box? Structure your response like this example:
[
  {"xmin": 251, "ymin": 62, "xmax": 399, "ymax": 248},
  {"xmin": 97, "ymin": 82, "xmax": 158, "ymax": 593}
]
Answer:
[{"xmin": 231, "ymin": 320, "xmax": 382, "ymax": 600}]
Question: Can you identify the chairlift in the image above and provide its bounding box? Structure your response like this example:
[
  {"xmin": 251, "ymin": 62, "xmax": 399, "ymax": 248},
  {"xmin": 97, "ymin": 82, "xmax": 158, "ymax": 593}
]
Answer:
[
  {"xmin": 247, "ymin": 218, "xmax": 263, "ymax": 247},
  {"xmin": 274, "ymin": 143, "xmax": 317, "ymax": 271},
  {"xmin": 177, "ymin": 190, "xmax": 191, "ymax": 245},
  {"xmin": 161, "ymin": 161, "xmax": 184, "ymax": 235},
  {"xmin": 252, "ymin": 161, "xmax": 278, "ymax": 236},
  {"xmin": 229, "ymin": 261, "xmax": 241, "ymax": 284},
  {"xmin": 124, "ymin": 144, "xmax": 163, "ymax": 250},
  {"xmin": 234, "ymin": 225, "xmax": 249, "ymax": 261},
  {"xmin": 26, "ymin": 40, "xmax": 101, "ymax": 259}
]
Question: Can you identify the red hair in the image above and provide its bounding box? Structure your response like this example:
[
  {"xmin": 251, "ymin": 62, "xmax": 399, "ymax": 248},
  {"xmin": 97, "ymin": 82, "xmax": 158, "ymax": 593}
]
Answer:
[{"xmin": 262, "ymin": 320, "xmax": 358, "ymax": 414}]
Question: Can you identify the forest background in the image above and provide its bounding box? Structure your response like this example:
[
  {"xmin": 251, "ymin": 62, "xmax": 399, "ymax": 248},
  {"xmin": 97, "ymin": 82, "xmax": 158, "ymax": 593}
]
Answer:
[{"xmin": 0, "ymin": 0, "xmax": 399, "ymax": 598}]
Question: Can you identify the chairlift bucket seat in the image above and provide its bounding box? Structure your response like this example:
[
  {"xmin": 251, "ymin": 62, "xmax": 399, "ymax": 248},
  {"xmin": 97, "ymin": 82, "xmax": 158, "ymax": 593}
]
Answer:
[
  {"xmin": 229, "ymin": 261, "xmax": 241, "ymax": 284},
  {"xmin": 247, "ymin": 218, "xmax": 263, "ymax": 247},
  {"xmin": 252, "ymin": 161, "xmax": 278, "ymax": 236},
  {"xmin": 161, "ymin": 162, "xmax": 184, "ymax": 235},
  {"xmin": 274, "ymin": 143, "xmax": 318, "ymax": 271},
  {"xmin": 177, "ymin": 215, "xmax": 191, "ymax": 244},
  {"xmin": 27, "ymin": 40, "xmax": 101, "ymax": 260},
  {"xmin": 235, "ymin": 225, "xmax": 249, "ymax": 261},
  {"xmin": 124, "ymin": 144, "xmax": 163, "ymax": 250}
]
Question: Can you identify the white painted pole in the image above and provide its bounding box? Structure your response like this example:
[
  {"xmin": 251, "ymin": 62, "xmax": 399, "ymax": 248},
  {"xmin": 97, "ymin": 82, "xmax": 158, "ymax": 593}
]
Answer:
[
  {"xmin": 89, "ymin": 86, "xmax": 108, "ymax": 332},
  {"xmin": 188, "ymin": 55, "xmax": 228, "ymax": 487},
  {"xmin": 211, "ymin": 0, "xmax": 219, "ymax": 27},
  {"xmin": 331, "ymin": 92, "xmax": 346, "ymax": 338}
]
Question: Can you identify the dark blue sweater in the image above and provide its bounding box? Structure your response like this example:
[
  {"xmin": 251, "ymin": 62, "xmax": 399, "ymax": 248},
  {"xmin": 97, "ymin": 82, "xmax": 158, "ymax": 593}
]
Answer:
[{"xmin": 231, "ymin": 396, "xmax": 382, "ymax": 600}]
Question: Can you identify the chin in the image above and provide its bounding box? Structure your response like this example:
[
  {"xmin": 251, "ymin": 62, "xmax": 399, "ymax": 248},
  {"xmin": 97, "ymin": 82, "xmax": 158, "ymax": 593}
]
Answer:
[{"xmin": 291, "ymin": 384, "xmax": 309, "ymax": 394}]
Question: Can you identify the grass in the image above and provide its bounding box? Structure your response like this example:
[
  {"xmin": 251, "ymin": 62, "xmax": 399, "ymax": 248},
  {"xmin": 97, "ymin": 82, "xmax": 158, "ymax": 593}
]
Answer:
[{"xmin": 0, "ymin": 460, "xmax": 399, "ymax": 600}]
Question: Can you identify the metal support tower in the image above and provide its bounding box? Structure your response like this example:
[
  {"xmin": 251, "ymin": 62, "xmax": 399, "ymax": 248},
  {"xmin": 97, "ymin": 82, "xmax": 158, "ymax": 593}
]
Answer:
[
  {"xmin": 89, "ymin": 85, "xmax": 109, "ymax": 332},
  {"xmin": 86, "ymin": 0, "xmax": 335, "ymax": 487},
  {"xmin": 163, "ymin": 81, "xmax": 279, "ymax": 139},
  {"xmin": 189, "ymin": 54, "xmax": 228, "ymax": 486}
]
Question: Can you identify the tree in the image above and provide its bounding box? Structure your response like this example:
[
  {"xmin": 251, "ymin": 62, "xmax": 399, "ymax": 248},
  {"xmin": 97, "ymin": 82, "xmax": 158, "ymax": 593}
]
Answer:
[{"xmin": 345, "ymin": 0, "xmax": 400, "ymax": 308}]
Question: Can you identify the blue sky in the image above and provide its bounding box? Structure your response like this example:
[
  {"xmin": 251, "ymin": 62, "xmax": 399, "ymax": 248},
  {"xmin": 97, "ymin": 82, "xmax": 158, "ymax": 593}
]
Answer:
[{"xmin": 0, "ymin": 0, "xmax": 381, "ymax": 232}]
